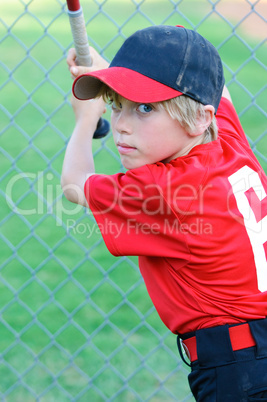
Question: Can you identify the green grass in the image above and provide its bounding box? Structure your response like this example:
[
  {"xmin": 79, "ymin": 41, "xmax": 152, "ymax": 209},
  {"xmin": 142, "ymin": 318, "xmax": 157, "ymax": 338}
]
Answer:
[{"xmin": 0, "ymin": 0, "xmax": 266, "ymax": 400}]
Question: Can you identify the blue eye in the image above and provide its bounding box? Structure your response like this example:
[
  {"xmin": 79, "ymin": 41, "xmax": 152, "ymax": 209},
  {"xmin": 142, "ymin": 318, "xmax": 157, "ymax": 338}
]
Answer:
[{"xmin": 138, "ymin": 104, "xmax": 153, "ymax": 113}]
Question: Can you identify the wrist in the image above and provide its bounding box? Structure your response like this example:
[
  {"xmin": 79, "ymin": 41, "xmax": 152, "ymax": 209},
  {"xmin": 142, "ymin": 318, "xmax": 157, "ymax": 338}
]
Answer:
[
  {"xmin": 75, "ymin": 116, "xmax": 99, "ymax": 138},
  {"xmin": 72, "ymin": 97, "xmax": 106, "ymax": 127}
]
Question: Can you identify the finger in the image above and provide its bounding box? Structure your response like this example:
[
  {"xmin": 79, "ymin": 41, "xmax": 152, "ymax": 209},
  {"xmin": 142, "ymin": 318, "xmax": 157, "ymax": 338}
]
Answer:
[
  {"xmin": 70, "ymin": 65, "xmax": 92, "ymax": 79},
  {"xmin": 67, "ymin": 47, "xmax": 77, "ymax": 68},
  {"xmin": 70, "ymin": 66, "xmax": 79, "ymax": 79}
]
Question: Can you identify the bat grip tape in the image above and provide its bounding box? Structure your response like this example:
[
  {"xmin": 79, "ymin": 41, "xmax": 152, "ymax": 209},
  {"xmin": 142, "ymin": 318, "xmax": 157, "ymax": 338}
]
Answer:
[{"xmin": 68, "ymin": 8, "xmax": 92, "ymax": 67}]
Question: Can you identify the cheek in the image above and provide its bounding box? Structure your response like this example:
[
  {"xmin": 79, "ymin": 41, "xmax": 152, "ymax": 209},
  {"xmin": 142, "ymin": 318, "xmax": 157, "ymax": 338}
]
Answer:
[
  {"xmin": 111, "ymin": 117, "xmax": 117, "ymax": 141},
  {"xmin": 111, "ymin": 114, "xmax": 116, "ymax": 131}
]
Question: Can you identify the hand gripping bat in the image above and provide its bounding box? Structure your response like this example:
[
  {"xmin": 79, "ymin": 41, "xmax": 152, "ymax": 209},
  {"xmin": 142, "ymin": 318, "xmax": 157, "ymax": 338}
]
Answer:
[{"xmin": 66, "ymin": 0, "xmax": 110, "ymax": 139}]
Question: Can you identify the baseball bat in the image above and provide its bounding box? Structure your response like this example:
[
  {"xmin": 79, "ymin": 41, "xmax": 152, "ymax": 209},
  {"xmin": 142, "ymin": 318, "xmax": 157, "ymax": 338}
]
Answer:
[{"xmin": 66, "ymin": 0, "xmax": 110, "ymax": 139}]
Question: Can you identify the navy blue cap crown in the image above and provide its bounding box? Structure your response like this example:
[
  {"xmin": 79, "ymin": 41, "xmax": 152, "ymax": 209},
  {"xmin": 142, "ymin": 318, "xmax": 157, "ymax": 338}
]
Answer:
[{"xmin": 109, "ymin": 25, "xmax": 225, "ymax": 111}]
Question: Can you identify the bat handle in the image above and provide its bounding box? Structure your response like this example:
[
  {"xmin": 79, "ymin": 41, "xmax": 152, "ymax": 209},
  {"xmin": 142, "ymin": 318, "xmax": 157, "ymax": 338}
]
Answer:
[
  {"xmin": 68, "ymin": 8, "xmax": 110, "ymax": 139},
  {"xmin": 68, "ymin": 8, "xmax": 92, "ymax": 67}
]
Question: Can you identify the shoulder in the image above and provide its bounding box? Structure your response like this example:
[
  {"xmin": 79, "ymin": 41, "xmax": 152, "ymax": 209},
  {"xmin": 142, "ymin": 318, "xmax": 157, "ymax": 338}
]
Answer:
[{"xmin": 216, "ymin": 97, "xmax": 249, "ymax": 144}]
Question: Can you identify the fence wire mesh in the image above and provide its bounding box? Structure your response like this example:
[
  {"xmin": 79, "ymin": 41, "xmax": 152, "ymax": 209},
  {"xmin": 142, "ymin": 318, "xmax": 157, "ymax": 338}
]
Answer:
[{"xmin": 0, "ymin": 0, "xmax": 266, "ymax": 401}]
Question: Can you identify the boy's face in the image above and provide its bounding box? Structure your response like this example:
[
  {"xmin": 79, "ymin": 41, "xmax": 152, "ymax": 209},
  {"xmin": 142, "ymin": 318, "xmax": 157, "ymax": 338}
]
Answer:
[{"xmin": 111, "ymin": 97, "xmax": 198, "ymax": 170}]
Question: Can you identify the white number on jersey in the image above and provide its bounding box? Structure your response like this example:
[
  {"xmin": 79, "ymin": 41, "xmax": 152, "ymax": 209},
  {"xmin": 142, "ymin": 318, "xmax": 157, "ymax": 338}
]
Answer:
[{"xmin": 228, "ymin": 165, "xmax": 267, "ymax": 292}]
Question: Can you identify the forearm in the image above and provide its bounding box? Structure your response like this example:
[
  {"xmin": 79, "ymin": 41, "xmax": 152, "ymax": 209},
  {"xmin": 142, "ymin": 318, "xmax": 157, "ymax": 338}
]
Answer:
[
  {"xmin": 61, "ymin": 97, "xmax": 106, "ymax": 206},
  {"xmin": 61, "ymin": 127, "xmax": 94, "ymax": 206},
  {"xmin": 62, "ymin": 47, "xmax": 109, "ymax": 206}
]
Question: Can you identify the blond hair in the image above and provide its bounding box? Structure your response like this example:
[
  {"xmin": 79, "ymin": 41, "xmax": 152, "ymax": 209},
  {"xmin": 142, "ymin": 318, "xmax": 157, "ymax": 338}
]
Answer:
[
  {"xmin": 160, "ymin": 96, "xmax": 218, "ymax": 142},
  {"xmin": 98, "ymin": 85, "xmax": 218, "ymax": 142}
]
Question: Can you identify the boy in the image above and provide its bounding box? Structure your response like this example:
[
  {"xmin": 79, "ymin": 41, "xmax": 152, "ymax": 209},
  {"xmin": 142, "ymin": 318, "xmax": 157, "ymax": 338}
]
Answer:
[{"xmin": 62, "ymin": 25, "xmax": 267, "ymax": 400}]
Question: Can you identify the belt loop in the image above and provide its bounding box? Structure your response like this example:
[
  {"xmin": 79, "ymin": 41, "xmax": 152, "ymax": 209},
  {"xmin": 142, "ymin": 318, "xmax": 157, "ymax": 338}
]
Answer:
[
  {"xmin": 196, "ymin": 325, "xmax": 235, "ymax": 368},
  {"xmin": 177, "ymin": 336, "xmax": 191, "ymax": 367},
  {"xmin": 249, "ymin": 318, "xmax": 267, "ymax": 358}
]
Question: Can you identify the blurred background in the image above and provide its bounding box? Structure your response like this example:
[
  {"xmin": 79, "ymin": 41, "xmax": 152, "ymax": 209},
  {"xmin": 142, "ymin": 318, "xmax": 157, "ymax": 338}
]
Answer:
[{"xmin": 0, "ymin": 0, "xmax": 266, "ymax": 400}]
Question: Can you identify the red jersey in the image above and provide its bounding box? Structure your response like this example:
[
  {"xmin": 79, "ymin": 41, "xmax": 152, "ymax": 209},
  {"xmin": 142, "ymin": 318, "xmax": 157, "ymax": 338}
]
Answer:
[{"xmin": 85, "ymin": 97, "xmax": 267, "ymax": 334}]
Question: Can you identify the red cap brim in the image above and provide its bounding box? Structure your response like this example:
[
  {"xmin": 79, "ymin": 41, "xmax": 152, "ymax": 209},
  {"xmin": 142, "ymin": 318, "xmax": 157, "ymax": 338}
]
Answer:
[{"xmin": 73, "ymin": 67, "xmax": 183, "ymax": 103}]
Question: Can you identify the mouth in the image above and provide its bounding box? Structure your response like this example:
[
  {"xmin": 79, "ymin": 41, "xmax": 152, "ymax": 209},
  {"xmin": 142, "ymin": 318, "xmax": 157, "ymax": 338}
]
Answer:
[{"xmin": 117, "ymin": 142, "xmax": 137, "ymax": 155}]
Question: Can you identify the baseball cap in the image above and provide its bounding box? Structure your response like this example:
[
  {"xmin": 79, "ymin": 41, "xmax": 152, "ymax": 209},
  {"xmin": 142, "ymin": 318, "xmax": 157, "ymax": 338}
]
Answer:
[{"xmin": 73, "ymin": 25, "xmax": 225, "ymax": 112}]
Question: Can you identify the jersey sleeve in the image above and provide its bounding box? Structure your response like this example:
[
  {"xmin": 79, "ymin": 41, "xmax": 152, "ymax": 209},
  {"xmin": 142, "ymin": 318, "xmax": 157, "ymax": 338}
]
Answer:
[
  {"xmin": 216, "ymin": 97, "xmax": 250, "ymax": 146},
  {"xmin": 84, "ymin": 165, "xmax": 190, "ymax": 261}
]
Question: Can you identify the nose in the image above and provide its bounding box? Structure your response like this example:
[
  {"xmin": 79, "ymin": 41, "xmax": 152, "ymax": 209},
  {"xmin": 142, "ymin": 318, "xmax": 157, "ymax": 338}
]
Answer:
[{"xmin": 112, "ymin": 108, "xmax": 132, "ymax": 135}]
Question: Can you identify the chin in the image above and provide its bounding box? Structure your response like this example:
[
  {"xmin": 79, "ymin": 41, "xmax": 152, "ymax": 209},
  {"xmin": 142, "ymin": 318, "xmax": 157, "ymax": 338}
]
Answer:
[{"xmin": 121, "ymin": 160, "xmax": 143, "ymax": 170}]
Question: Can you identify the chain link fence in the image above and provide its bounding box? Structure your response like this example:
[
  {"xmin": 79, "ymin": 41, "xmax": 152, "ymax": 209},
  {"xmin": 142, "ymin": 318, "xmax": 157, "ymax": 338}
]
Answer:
[{"xmin": 0, "ymin": 0, "xmax": 266, "ymax": 401}]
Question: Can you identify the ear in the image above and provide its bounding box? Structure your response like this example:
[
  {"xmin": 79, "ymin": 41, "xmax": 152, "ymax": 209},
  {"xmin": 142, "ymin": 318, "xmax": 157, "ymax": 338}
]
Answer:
[{"xmin": 190, "ymin": 105, "xmax": 215, "ymax": 137}]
